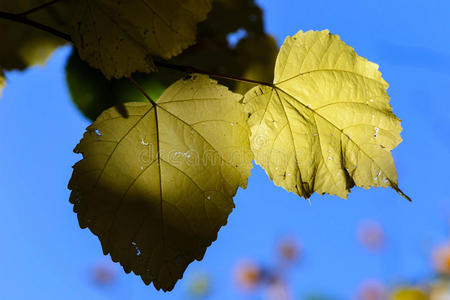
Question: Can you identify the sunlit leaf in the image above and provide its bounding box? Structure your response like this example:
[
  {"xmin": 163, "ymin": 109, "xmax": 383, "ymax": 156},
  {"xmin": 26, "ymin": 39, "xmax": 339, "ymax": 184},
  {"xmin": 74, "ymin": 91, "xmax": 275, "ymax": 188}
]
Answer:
[
  {"xmin": 0, "ymin": 0, "xmax": 68, "ymax": 70},
  {"xmin": 243, "ymin": 30, "xmax": 409, "ymax": 200},
  {"xmin": 69, "ymin": 74, "xmax": 252, "ymax": 291},
  {"xmin": 66, "ymin": 50, "xmax": 165, "ymax": 121},
  {"xmin": 69, "ymin": 0, "xmax": 212, "ymax": 79}
]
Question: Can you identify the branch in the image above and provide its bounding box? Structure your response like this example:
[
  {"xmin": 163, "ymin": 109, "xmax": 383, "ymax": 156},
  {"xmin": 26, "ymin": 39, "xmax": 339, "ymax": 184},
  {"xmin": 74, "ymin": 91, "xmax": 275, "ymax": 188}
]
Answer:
[
  {"xmin": 0, "ymin": 11, "xmax": 70, "ymax": 41},
  {"xmin": 18, "ymin": 0, "xmax": 65, "ymax": 17},
  {"xmin": 0, "ymin": 10, "xmax": 273, "ymax": 87}
]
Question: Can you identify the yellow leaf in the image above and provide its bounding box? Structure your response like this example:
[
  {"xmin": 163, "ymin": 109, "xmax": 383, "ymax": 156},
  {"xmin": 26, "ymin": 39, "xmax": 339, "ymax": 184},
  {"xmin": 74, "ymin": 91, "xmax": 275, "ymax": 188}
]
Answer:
[
  {"xmin": 69, "ymin": 0, "xmax": 212, "ymax": 79},
  {"xmin": 0, "ymin": 0, "xmax": 68, "ymax": 70},
  {"xmin": 69, "ymin": 74, "xmax": 252, "ymax": 291},
  {"xmin": 243, "ymin": 30, "xmax": 409, "ymax": 200}
]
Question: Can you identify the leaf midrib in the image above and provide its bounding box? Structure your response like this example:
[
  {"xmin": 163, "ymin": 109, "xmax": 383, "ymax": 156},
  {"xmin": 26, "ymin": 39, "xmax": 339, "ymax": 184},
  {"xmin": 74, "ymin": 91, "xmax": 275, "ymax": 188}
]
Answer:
[{"xmin": 274, "ymin": 86, "xmax": 406, "ymax": 197}]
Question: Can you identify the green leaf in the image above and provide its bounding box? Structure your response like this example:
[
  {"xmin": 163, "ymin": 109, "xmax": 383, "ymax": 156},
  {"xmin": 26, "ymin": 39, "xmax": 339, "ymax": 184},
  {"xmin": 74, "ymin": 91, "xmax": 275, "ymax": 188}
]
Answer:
[
  {"xmin": 69, "ymin": 74, "xmax": 252, "ymax": 291},
  {"xmin": 0, "ymin": 0, "xmax": 68, "ymax": 70},
  {"xmin": 66, "ymin": 50, "xmax": 165, "ymax": 121},
  {"xmin": 69, "ymin": 0, "xmax": 212, "ymax": 79},
  {"xmin": 243, "ymin": 30, "xmax": 409, "ymax": 200}
]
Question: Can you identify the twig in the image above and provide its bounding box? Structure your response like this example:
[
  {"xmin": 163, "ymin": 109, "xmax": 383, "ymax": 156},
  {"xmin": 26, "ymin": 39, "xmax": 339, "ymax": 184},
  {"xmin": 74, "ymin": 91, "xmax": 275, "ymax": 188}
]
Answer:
[
  {"xmin": 17, "ymin": 0, "xmax": 65, "ymax": 17},
  {"xmin": 0, "ymin": 11, "xmax": 70, "ymax": 41},
  {"xmin": 154, "ymin": 61, "xmax": 273, "ymax": 87},
  {"xmin": 0, "ymin": 10, "xmax": 273, "ymax": 87}
]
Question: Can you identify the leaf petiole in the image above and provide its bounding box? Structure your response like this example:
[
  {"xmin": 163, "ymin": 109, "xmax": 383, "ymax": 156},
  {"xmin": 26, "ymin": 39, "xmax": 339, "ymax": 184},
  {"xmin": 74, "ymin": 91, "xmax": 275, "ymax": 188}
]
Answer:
[
  {"xmin": 128, "ymin": 77, "xmax": 158, "ymax": 107},
  {"xmin": 17, "ymin": 0, "xmax": 66, "ymax": 17}
]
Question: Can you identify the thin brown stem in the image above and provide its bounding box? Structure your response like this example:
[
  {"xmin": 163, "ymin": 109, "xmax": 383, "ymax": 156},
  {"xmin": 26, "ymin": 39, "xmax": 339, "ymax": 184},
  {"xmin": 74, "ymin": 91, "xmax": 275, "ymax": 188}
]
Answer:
[
  {"xmin": 154, "ymin": 61, "xmax": 273, "ymax": 87},
  {"xmin": 128, "ymin": 77, "xmax": 157, "ymax": 106},
  {"xmin": 0, "ymin": 11, "xmax": 70, "ymax": 41},
  {"xmin": 17, "ymin": 0, "xmax": 65, "ymax": 17}
]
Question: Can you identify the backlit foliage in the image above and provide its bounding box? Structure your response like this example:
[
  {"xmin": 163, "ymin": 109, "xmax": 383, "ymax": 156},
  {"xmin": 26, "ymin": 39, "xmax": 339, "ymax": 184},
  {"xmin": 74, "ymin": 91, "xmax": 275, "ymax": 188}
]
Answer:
[
  {"xmin": 0, "ymin": 0, "xmax": 409, "ymax": 291},
  {"xmin": 69, "ymin": 0, "xmax": 212, "ymax": 78},
  {"xmin": 69, "ymin": 75, "xmax": 252, "ymax": 291},
  {"xmin": 244, "ymin": 30, "xmax": 409, "ymax": 200}
]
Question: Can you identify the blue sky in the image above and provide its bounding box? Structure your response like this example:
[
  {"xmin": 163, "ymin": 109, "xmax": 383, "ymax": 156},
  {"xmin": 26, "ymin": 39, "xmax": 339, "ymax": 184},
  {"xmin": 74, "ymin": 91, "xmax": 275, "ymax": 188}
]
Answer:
[{"xmin": 1, "ymin": 0, "xmax": 450, "ymax": 299}]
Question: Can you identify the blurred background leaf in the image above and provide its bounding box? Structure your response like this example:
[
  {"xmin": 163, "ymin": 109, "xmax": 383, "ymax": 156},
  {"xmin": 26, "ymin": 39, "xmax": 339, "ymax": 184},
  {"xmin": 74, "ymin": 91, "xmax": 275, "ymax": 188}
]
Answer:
[{"xmin": 391, "ymin": 288, "xmax": 429, "ymax": 300}]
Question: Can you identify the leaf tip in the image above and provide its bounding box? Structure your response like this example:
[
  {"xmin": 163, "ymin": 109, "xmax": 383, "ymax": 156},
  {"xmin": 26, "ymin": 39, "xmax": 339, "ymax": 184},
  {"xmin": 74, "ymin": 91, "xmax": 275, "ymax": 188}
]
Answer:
[{"xmin": 392, "ymin": 183, "xmax": 411, "ymax": 202}]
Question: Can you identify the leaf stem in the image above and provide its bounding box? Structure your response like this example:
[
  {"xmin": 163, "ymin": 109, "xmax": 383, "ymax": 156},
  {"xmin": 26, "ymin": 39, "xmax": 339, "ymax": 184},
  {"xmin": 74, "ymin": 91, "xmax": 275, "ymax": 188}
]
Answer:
[
  {"xmin": 128, "ymin": 77, "xmax": 158, "ymax": 107},
  {"xmin": 0, "ymin": 10, "xmax": 273, "ymax": 87},
  {"xmin": 17, "ymin": 0, "xmax": 65, "ymax": 17},
  {"xmin": 154, "ymin": 61, "xmax": 273, "ymax": 87},
  {"xmin": 0, "ymin": 11, "xmax": 70, "ymax": 41}
]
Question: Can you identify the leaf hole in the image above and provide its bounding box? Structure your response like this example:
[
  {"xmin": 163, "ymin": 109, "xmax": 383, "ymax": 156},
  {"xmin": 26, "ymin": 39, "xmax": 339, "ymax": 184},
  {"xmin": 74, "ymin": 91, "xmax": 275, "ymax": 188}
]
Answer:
[{"xmin": 227, "ymin": 28, "xmax": 247, "ymax": 47}]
